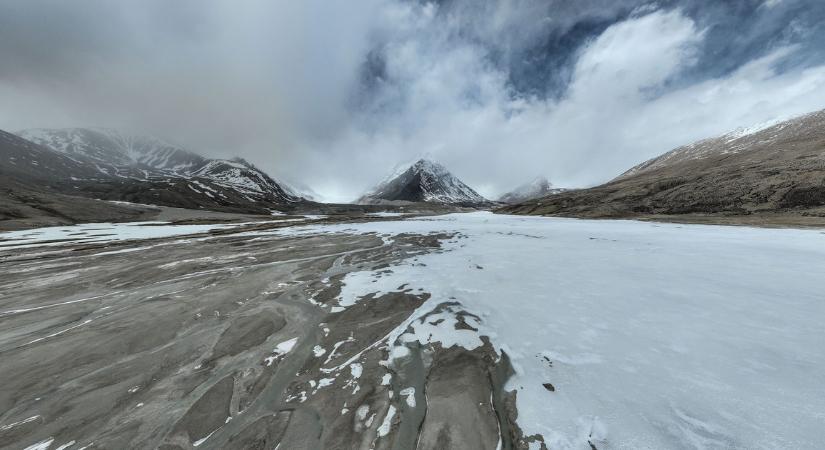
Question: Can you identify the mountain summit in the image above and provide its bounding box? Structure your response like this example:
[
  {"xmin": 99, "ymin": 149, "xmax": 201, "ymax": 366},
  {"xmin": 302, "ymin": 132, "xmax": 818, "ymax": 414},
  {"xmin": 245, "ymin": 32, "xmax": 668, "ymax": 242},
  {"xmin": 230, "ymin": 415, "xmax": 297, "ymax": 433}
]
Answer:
[
  {"xmin": 498, "ymin": 176, "xmax": 564, "ymax": 204},
  {"xmin": 358, "ymin": 159, "xmax": 488, "ymax": 205}
]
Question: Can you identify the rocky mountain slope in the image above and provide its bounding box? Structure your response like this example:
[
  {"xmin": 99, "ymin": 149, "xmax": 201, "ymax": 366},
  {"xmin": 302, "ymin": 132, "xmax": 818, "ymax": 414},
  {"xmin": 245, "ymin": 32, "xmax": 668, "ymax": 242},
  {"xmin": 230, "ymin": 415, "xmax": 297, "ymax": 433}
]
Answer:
[
  {"xmin": 499, "ymin": 109, "xmax": 825, "ymax": 226},
  {"xmin": 614, "ymin": 113, "xmax": 818, "ymax": 180},
  {"xmin": 18, "ymin": 128, "xmax": 301, "ymax": 206},
  {"xmin": 0, "ymin": 130, "xmax": 160, "ymax": 229},
  {"xmin": 18, "ymin": 128, "xmax": 206, "ymax": 174},
  {"xmin": 497, "ymin": 176, "xmax": 564, "ymax": 204},
  {"xmin": 358, "ymin": 159, "xmax": 489, "ymax": 206},
  {"xmin": 1, "ymin": 128, "xmax": 309, "ymax": 229}
]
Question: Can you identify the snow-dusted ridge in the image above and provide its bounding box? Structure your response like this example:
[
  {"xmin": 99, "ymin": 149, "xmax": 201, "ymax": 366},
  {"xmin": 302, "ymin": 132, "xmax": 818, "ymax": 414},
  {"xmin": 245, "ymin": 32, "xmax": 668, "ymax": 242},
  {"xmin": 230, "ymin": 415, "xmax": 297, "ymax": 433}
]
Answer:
[
  {"xmin": 618, "ymin": 109, "xmax": 825, "ymax": 179},
  {"xmin": 359, "ymin": 159, "xmax": 488, "ymax": 205},
  {"xmin": 18, "ymin": 127, "xmax": 204, "ymax": 172},
  {"xmin": 16, "ymin": 127, "xmax": 305, "ymax": 204}
]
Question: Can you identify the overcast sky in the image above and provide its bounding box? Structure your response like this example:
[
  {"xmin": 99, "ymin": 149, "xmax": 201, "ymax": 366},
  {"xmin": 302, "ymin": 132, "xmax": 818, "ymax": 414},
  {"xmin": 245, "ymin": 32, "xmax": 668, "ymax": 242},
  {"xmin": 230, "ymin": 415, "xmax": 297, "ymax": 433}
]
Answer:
[{"xmin": 2, "ymin": 0, "xmax": 825, "ymax": 202}]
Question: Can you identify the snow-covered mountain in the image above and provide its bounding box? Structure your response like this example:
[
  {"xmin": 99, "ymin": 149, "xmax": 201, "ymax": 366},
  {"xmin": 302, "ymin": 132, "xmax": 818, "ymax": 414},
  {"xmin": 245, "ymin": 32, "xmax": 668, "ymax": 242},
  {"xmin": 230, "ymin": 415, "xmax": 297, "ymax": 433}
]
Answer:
[
  {"xmin": 497, "ymin": 176, "xmax": 565, "ymax": 204},
  {"xmin": 358, "ymin": 159, "xmax": 489, "ymax": 205},
  {"xmin": 2, "ymin": 130, "xmax": 90, "ymax": 179},
  {"xmin": 187, "ymin": 157, "xmax": 298, "ymax": 201},
  {"xmin": 16, "ymin": 128, "xmax": 302, "ymax": 205},
  {"xmin": 18, "ymin": 128, "xmax": 205, "ymax": 174}
]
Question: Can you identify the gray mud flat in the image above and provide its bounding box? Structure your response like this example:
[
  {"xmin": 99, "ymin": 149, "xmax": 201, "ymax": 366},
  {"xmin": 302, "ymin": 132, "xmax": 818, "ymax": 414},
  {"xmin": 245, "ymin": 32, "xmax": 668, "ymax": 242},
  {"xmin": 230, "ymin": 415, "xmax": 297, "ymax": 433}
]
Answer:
[{"xmin": 0, "ymin": 219, "xmax": 527, "ymax": 450}]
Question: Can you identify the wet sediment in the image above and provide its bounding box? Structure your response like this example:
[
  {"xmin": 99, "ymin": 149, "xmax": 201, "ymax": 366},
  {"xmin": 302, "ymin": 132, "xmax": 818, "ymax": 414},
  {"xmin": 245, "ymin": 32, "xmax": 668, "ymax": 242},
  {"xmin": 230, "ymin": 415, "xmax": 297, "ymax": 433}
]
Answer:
[{"xmin": 0, "ymin": 222, "xmax": 534, "ymax": 449}]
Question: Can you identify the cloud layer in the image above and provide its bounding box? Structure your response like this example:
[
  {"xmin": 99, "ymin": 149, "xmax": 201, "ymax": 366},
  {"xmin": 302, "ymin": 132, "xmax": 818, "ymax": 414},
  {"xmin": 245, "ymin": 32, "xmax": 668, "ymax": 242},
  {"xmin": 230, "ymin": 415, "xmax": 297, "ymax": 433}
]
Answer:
[{"xmin": 2, "ymin": 0, "xmax": 825, "ymax": 201}]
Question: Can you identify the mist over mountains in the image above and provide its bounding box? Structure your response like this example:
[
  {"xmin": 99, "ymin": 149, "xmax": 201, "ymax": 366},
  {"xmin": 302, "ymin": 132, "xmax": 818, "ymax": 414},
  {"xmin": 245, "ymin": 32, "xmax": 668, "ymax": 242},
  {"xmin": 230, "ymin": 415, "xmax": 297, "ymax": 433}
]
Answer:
[
  {"xmin": 500, "ymin": 108, "xmax": 825, "ymax": 224},
  {"xmin": 2, "ymin": 1, "xmax": 825, "ymax": 201},
  {"xmin": 3, "ymin": 4, "xmax": 825, "ymax": 450}
]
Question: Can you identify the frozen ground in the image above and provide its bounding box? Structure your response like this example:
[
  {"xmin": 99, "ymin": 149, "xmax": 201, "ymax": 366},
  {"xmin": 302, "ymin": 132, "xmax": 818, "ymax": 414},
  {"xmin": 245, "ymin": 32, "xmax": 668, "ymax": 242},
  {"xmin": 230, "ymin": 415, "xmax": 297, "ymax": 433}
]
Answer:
[
  {"xmin": 264, "ymin": 212, "xmax": 825, "ymax": 449},
  {"xmin": 0, "ymin": 222, "xmax": 241, "ymax": 249},
  {"xmin": 1, "ymin": 212, "xmax": 823, "ymax": 449},
  {"xmin": 0, "ymin": 217, "xmax": 311, "ymax": 250}
]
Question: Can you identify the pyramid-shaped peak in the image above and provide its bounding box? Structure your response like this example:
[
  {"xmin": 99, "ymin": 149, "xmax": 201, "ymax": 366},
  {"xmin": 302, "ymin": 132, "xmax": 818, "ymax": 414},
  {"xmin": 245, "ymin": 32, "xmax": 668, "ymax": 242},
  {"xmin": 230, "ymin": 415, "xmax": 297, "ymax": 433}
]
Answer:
[
  {"xmin": 410, "ymin": 158, "xmax": 448, "ymax": 174},
  {"xmin": 359, "ymin": 159, "xmax": 488, "ymax": 205}
]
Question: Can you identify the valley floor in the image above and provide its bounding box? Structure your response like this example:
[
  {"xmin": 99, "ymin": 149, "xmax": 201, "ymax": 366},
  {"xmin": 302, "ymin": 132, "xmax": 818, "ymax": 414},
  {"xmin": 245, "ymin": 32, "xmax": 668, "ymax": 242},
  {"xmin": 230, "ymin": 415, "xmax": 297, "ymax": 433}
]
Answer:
[{"xmin": 1, "ymin": 213, "xmax": 823, "ymax": 449}]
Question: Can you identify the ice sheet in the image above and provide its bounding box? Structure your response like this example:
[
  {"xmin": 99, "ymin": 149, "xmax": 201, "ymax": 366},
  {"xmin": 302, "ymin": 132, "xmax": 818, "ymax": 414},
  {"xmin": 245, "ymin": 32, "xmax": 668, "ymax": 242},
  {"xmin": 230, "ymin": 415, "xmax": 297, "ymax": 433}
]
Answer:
[{"xmin": 272, "ymin": 212, "xmax": 825, "ymax": 449}]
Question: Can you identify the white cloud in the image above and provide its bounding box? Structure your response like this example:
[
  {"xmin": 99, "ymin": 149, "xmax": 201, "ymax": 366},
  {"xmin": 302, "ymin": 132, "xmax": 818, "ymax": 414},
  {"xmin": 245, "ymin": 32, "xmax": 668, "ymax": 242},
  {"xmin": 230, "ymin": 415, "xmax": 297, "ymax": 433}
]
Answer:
[
  {"xmin": 568, "ymin": 10, "xmax": 702, "ymax": 99},
  {"xmin": 303, "ymin": 8, "xmax": 825, "ymax": 202},
  {"xmin": 2, "ymin": 2, "xmax": 824, "ymax": 203},
  {"xmin": 761, "ymin": 0, "xmax": 784, "ymax": 9}
]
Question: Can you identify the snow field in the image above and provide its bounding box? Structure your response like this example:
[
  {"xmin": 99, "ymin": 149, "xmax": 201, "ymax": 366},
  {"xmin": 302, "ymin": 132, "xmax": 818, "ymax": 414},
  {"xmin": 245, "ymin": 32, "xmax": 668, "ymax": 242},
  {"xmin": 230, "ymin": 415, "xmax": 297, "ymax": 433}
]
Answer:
[{"xmin": 275, "ymin": 212, "xmax": 825, "ymax": 449}]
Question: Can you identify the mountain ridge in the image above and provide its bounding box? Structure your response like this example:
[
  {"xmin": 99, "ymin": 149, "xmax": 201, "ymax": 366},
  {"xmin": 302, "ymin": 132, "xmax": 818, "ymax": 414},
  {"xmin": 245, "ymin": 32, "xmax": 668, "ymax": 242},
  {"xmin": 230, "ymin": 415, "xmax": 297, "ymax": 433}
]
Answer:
[
  {"xmin": 498, "ymin": 109, "xmax": 825, "ymax": 226},
  {"xmin": 1, "ymin": 127, "xmax": 314, "ymax": 229},
  {"xmin": 16, "ymin": 127, "xmax": 303, "ymax": 206},
  {"xmin": 616, "ymin": 110, "xmax": 825, "ymax": 180}
]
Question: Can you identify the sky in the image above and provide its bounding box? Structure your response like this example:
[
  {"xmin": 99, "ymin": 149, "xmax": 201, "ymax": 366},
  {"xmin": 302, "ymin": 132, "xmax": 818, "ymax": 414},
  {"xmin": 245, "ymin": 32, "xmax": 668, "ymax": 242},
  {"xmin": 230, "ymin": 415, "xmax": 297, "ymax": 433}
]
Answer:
[{"xmin": 2, "ymin": 0, "xmax": 825, "ymax": 202}]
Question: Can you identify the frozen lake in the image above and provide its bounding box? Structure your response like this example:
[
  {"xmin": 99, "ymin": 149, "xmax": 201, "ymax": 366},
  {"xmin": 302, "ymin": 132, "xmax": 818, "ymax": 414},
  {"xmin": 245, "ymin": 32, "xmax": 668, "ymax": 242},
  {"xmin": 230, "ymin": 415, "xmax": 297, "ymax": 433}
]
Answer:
[
  {"xmin": 2, "ymin": 212, "xmax": 823, "ymax": 449},
  {"xmin": 279, "ymin": 212, "xmax": 825, "ymax": 449}
]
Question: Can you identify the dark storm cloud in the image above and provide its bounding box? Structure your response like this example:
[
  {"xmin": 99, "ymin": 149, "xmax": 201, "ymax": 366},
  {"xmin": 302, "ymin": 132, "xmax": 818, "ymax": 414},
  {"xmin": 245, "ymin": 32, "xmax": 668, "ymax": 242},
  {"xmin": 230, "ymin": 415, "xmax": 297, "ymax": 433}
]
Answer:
[
  {"xmin": 1, "ymin": 0, "xmax": 825, "ymax": 201},
  {"xmin": 0, "ymin": 0, "xmax": 379, "ymax": 168},
  {"xmin": 359, "ymin": 0, "xmax": 825, "ymax": 100},
  {"xmin": 357, "ymin": 0, "xmax": 825, "ymax": 101}
]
